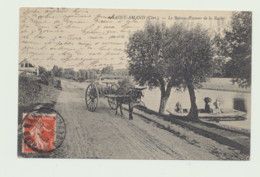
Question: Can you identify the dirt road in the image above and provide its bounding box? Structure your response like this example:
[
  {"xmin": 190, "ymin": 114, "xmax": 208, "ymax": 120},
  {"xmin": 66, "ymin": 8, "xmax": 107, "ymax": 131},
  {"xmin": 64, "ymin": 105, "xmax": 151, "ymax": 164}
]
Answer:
[{"xmin": 53, "ymin": 79, "xmax": 248, "ymax": 160}]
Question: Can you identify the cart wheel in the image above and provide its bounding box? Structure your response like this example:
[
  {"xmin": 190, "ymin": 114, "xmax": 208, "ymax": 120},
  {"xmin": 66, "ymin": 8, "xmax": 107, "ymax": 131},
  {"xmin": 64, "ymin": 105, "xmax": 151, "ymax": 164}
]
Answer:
[
  {"xmin": 108, "ymin": 83, "xmax": 118, "ymax": 110},
  {"xmin": 85, "ymin": 83, "xmax": 99, "ymax": 112}
]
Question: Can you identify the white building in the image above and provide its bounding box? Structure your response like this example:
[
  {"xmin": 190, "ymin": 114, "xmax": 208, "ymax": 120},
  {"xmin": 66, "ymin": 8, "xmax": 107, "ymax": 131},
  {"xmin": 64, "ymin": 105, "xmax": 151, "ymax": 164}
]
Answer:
[{"xmin": 19, "ymin": 59, "xmax": 38, "ymax": 76}]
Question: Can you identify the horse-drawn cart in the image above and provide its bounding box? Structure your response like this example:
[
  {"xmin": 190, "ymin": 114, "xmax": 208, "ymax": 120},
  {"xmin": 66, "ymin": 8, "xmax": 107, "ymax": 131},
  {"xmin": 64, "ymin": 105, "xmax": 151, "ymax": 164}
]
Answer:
[
  {"xmin": 85, "ymin": 81, "xmax": 124, "ymax": 112},
  {"xmin": 85, "ymin": 78, "xmax": 145, "ymax": 119}
]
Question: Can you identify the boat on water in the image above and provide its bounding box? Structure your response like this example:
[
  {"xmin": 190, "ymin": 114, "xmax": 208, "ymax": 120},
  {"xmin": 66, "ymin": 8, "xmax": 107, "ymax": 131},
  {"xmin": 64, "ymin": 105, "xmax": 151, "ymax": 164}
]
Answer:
[{"xmin": 167, "ymin": 108, "xmax": 247, "ymax": 122}]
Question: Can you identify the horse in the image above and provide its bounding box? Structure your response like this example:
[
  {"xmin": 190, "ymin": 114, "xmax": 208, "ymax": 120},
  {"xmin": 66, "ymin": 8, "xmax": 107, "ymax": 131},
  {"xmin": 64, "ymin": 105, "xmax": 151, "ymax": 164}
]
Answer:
[{"xmin": 115, "ymin": 87, "xmax": 146, "ymax": 120}]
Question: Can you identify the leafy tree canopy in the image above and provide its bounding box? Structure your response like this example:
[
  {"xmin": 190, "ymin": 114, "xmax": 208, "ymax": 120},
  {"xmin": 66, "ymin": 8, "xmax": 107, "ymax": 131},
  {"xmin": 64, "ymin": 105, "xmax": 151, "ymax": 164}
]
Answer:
[
  {"xmin": 215, "ymin": 12, "xmax": 252, "ymax": 87},
  {"xmin": 126, "ymin": 21, "xmax": 214, "ymax": 116}
]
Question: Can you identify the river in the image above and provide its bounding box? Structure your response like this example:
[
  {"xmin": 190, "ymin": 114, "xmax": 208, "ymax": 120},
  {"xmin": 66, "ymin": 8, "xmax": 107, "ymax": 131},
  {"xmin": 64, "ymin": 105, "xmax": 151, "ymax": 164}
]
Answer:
[{"xmin": 142, "ymin": 87, "xmax": 251, "ymax": 130}]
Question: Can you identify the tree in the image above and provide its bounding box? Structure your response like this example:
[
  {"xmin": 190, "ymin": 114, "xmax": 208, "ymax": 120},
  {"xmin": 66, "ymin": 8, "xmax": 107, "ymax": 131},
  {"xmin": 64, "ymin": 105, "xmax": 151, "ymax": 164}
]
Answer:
[
  {"xmin": 51, "ymin": 65, "xmax": 63, "ymax": 77},
  {"xmin": 211, "ymin": 56, "xmax": 228, "ymax": 77},
  {"xmin": 126, "ymin": 21, "xmax": 182, "ymax": 114},
  {"xmin": 165, "ymin": 24, "xmax": 214, "ymax": 120},
  {"xmin": 126, "ymin": 22, "xmax": 214, "ymax": 120},
  {"xmin": 63, "ymin": 68, "xmax": 75, "ymax": 80},
  {"xmin": 73, "ymin": 71, "xmax": 80, "ymax": 81},
  {"xmin": 38, "ymin": 66, "xmax": 47, "ymax": 75},
  {"xmin": 101, "ymin": 66, "xmax": 114, "ymax": 75},
  {"xmin": 79, "ymin": 69, "xmax": 87, "ymax": 80},
  {"xmin": 89, "ymin": 70, "xmax": 98, "ymax": 79},
  {"xmin": 85, "ymin": 70, "xmax": 90, "ymax": 80},
  {"xmin": 217, "ymin": 12, "xmax": 252, "ymax": 87}
]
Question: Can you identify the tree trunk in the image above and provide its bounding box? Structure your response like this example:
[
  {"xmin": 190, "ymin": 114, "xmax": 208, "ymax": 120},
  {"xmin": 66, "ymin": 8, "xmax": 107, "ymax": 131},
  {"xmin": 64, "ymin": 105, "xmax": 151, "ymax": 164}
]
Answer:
[
  {"xmin": 159, "ymin": 93, "xmax": 169, "ymax": 114},
  {"xmin": 158, "ymin": 78, "xmax": 172, "ymax": 114},
  {"xmin": 187, "ymin": 83, "xmax": 199, "ymax": 121}
]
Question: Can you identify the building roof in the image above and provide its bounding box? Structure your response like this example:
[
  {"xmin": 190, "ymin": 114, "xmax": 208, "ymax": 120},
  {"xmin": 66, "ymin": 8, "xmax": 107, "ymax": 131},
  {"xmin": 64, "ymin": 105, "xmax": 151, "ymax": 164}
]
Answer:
[{"xmin": 19, "ymin": 59, "xmax": 37, "ymax": 67}]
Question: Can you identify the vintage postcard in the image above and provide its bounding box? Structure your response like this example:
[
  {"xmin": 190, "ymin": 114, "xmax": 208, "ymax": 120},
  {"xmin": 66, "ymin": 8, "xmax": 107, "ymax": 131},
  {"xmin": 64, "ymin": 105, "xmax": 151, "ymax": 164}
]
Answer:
[{"xmin": 18, "ymin": 8, "xmax": 251, "ymax": 160}]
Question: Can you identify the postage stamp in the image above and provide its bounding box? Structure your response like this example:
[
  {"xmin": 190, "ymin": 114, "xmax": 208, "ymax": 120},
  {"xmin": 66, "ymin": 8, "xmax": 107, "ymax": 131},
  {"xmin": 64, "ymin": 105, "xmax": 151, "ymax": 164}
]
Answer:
[
  {"xmin": 22, "ymin": 108, "xmax": 66, "ymax": 153},
  {"xmin": 23, "ymin": 113, "xmax": 56, "ymax": 153}
]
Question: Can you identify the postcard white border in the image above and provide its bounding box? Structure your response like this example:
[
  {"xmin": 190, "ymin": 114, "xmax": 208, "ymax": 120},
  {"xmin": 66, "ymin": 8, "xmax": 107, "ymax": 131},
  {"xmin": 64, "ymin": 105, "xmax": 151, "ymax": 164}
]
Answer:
[{"xmin": 0, "ymin": 0, "xmax": 259, "ymax": 177}]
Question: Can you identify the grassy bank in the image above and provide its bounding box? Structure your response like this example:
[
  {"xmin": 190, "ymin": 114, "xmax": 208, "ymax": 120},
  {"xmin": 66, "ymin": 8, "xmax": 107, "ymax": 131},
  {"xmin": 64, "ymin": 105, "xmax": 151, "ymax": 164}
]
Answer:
[
  {"xmin": 18, "ymin": 75, "xmax": 61, "ymax": 107},
  {"xmin": 18, "ymin": 75, "xmax": 61, "ymax": 157}
]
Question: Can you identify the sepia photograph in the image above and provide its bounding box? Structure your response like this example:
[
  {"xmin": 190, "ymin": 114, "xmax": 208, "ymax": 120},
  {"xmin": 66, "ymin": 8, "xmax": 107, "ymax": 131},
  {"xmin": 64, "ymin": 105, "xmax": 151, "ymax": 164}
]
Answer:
[{"xmin": 17, "ymin": 8, "xmax": 251, "ymax": 160}]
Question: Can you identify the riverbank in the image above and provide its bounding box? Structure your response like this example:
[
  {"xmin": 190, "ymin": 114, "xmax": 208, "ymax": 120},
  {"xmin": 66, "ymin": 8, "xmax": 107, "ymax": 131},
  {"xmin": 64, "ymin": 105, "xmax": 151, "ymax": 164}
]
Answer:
[
  {"xmin": 201, "ymin": 78, "xmax": 251, "ymax": 93},
  {"xmin": 135, "ymin": 106, "xmax": 250, "ymax": 156},
  {"xmin": 142, "ymin": 78, "xmax": 251, "ymax": 130}
]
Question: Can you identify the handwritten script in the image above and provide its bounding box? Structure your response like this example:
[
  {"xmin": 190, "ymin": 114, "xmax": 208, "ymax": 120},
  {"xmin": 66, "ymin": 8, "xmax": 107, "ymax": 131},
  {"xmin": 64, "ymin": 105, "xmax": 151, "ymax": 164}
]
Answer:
[{"xmin": 19, "ymin": 8, "xmax": 229, "ymax": 69}]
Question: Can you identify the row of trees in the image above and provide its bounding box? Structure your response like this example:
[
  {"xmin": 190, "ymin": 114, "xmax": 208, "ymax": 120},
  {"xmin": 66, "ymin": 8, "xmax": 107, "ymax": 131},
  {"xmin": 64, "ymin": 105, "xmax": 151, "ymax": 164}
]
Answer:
[
  {"xmin": 126, "ymin": 11, "xmax": 251, "ymax": 120},
  {"xmin": 39, "ymin": 66, "xmax": 99, "ymax": 81},
  {"xmin": 57, "ymin": 67, "xmax": 100, "ymax": 81},
  {"xmin": 39, "ymin": 65, "xmax": 128, "ymax": 82}
]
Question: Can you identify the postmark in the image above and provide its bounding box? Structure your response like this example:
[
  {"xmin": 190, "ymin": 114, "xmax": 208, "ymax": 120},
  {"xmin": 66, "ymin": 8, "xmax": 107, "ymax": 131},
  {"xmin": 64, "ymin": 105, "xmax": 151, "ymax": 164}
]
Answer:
[{"xmin": 22, "ymin": 108, "xmax": 66, "ymax": 153}]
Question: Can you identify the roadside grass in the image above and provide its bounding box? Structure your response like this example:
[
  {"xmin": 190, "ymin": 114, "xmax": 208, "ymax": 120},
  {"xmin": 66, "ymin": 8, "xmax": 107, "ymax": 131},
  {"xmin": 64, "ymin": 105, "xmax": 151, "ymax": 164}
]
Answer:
[
  {"xmin": 18, "ymin": 75, "xmax": 42, "ymax": 105},
  {"xmin": 18, "ymin": 75, "xmax": 61, "ymax": 112}
]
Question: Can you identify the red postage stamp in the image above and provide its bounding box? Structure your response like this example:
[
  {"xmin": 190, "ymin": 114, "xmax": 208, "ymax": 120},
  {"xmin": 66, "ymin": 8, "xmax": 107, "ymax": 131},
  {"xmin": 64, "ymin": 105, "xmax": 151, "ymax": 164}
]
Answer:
[{"xmin": 23, "ymin": 113, "xmax": 56, "ymax": 153}]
